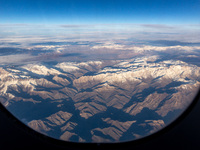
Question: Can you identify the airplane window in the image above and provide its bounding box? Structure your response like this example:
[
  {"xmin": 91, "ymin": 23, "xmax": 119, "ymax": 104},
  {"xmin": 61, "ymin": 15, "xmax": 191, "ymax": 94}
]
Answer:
[{"xmin": 0, "ymin": 0, "xmax": 200, "ymax": 145}]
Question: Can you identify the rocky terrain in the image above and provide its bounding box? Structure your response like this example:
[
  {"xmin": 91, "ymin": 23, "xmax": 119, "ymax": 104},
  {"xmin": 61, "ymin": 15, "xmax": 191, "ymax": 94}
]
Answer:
[{"xmin": 0, "ymin": 55, "xmax": 200, "ymax": 143}]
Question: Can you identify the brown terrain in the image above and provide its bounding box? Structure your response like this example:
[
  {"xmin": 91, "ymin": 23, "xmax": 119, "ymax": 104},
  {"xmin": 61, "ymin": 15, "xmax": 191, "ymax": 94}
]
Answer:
[{"xmin": 0, "ymin": 55, "xmax": 199, "ymax": 142}]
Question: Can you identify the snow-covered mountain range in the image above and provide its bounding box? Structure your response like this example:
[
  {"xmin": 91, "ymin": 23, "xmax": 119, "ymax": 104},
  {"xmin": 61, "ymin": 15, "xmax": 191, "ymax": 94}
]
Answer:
[{"xmin": 0, "ymin": 55, "xmax": 199, "ymax": 142}]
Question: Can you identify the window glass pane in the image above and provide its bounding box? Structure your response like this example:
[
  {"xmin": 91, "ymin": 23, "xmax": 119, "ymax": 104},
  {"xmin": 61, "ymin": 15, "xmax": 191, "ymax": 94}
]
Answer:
[{"xmin": 0, "ymin": 0, "xmax": 199, "ymax": 143}]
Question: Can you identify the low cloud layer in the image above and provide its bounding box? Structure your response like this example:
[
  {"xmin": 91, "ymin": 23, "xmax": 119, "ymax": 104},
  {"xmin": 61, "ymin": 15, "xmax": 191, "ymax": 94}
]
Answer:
[
  {"xmin": 1, "ymin": 23, "xmax": 200, "ymax": 43},
  {"xmin": 92, "ymin": 42, "xmax": 200, "ymax": 52},
  {"xmin": 0, "ymin": 54, "xmax": 37, "ymax": 65}
]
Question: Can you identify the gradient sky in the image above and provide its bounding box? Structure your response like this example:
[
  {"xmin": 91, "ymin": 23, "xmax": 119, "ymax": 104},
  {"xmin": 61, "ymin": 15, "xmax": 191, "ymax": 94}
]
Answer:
[{"xmin": 0, "ymin": 0, "xmax": 200, "ymax": 24}]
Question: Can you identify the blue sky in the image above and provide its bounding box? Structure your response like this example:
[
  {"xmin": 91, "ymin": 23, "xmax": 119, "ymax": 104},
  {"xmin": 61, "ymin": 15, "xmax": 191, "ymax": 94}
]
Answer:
[{"xmin": 0, "ymin": 0, "xmax": 200, "ymax": 24}]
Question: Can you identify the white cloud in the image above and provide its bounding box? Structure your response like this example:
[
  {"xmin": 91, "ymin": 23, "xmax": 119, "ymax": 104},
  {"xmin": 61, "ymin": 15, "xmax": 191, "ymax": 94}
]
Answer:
[
  {"xmin": 128, "ymin": 45, "xmax": 200, "ymax": 52},
  {"xmin": 91, "ymin": 43, "xmax": 200, "ymax": 52},
  {"xmin": 0, "ymin": 54, "xmax": 36, "ymax": 65},
  {"xmin": 92, "ymin": 42, "xmax": 124, "ymax": 50}
]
